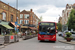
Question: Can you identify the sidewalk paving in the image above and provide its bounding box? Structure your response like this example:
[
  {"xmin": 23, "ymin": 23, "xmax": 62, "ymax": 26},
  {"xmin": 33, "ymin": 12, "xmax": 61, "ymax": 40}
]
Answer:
[
  {"xmin": 0, "ymin": 38, "xmax": 23, "ymax": 49},
  {"xmin": 0, "ymin": 45, "xmax": 5, "ymax": 49},
  {"xmin": 58, "ymin": 40, "xmax": 75, "ymax": 45}
]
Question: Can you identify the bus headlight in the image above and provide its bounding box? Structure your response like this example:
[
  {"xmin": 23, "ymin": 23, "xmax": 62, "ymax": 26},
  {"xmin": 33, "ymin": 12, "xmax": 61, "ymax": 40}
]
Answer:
[
  {"xmin": 53, "ymin": 36, "xmax": 55, "ymax": 38},
  {"xmin": 39, "ymin": 35, "xmax": 41, "ymax": 38}
]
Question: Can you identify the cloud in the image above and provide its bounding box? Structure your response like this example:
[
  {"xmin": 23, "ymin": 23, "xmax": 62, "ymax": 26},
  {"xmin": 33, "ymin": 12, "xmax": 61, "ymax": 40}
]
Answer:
[
  {"xmin": 1, "ymin": 0, "xmax": 74, "ymax": 22},
  {"xmin": 2, "ymin": 0, "xmax": 75, "ymax": 7},
  {"xmin": 19, "ymin": 5, "xmax": 65, "ymax": 23},
  {"xmin": 33, "ymin": 5, "xmax": 65, "ymax": 22},
  {"xmin": 36, "ymin": 6, "xmax": 49, "ymax": 13}
]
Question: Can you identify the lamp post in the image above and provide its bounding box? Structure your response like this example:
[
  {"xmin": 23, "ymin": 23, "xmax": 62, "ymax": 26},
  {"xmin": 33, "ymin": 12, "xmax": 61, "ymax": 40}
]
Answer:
[
  {"xmin": 16, "ymin": 0, "xmax": 18, "ymax": 22},
  {"xmin": 15, "ymin": 0, "xmax": 18, "ymax": 33}
]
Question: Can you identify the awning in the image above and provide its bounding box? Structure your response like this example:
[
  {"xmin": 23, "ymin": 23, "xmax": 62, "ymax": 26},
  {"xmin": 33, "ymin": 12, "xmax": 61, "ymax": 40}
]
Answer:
[
  {"xmin": 1, "ymin": 24, "xmax": 14, "ymax": 29},
  {"xmin": 21, "ymin": 26, "xmax": 28, "ymax": 28},
  {"xmin": 11, "ymin": 22, "xmax": 19, "ymax": 28},
  {"xmin": 29, "ymin": 27, "xmax": 37, "ymax": 30}
]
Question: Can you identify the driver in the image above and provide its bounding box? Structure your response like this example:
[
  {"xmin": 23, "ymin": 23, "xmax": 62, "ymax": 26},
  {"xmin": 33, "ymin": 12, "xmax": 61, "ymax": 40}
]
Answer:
[{"xmin": 47, "ymin": 27, "xmax": 52, "ymax": 33}]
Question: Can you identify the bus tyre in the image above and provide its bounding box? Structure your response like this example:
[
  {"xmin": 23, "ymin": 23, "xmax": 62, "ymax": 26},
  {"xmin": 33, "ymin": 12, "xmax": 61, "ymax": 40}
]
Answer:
[
  {"xmin": 40, "ymin": 40, "xmax": 44, "ymax": 42},
  {"xmin": 53, "ymin": 41, "xmax": 56, "ymax": 43}
]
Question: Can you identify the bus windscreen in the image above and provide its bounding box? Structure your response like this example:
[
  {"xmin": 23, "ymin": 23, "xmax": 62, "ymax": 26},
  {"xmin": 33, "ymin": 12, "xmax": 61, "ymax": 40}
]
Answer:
[{"xmin": 39, "ymin": 23, "xmax": 55, "ymax": 35}]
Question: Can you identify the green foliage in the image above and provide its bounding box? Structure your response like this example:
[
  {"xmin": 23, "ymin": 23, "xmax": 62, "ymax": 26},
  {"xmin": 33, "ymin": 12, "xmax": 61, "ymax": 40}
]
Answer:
[
  {"xmin": 57, "ymin": 23, "xmax": 62, "ymax": 31},
  {"xmin": 66, "ymin": 32, "xmax": 72, "ymax": 36},
  {"xmin": 38, "ymin": 16, "xmax": 43, "ymax": 22},
  {"xmin": 10, "ymin": 31, "xmax": 13, "ymax": 35},
  {"xmin": 64, "ymin": 32, "xmax": 73, "ymax": 40},
  {"xmin": 6, "ymin": 31, "xmax": 13, "ymax": 36},
  {"xmin": 67, "ymin": 9, "xmax": 75, "ymax": 30},
  {"xmin": 15, "ymin": 31, "xmax": 17, "ymax": 34},
  {"xmin": 64, "ymin": 37, "xmax": 73, "ymax": 39},
  {"xmin": 30, "ymin": 33, "xmax": 32, "ymax": 35}
]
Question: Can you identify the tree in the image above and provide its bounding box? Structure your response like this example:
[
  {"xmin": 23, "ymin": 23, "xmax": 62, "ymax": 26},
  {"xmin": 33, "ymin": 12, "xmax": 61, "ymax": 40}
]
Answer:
[
  {"xmin": 67, "ymin": 9, "xmax": 75, "ymax": 30},
  {"xmin": 38, "ymin": 16, "xmax": 42, "ymax": 22},
  {"xmin": 57, "ymin": 23, "xmax": 62, "ymax": 31}
]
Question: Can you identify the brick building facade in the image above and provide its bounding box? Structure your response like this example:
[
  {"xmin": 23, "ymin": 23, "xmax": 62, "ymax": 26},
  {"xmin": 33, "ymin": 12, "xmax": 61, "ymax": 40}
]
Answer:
[
  {"xmin": 0, "ymin": 1, "xmax": 20, "ymax": 23},
  {"xmin": 20, "ymin": 9, "xmax": 39, "ymax": 27}
]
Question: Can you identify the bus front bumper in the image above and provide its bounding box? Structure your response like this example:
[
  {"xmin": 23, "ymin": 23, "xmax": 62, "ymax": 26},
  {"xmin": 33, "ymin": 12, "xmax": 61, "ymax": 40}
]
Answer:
[{"xmin": 38, "ymin": 36, "xmax": 56, "ymax": 41}]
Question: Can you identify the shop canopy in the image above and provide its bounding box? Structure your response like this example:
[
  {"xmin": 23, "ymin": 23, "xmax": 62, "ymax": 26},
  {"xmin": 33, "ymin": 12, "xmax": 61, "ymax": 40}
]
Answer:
[
  {"xmin": 11, "ymin": 22, "xmax": 19, "ymax": 28},
  {"xmin": 21, "ymin": 26, "xmax": 28, "ymax": 28},
  {"xmin": 29, "ymin": 27, "xmax": 37, "ymax": 30},
  {"xmin": 1, "ymin": 24, "xmax": 14, "ymax": 29}
]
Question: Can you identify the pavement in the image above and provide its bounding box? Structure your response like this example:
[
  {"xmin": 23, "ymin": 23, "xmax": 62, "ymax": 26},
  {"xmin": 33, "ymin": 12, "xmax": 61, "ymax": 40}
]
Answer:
[
  {"xmin": 0, "ymin": 38, "xmax": 23, "ymax": 49},
  {"xmin": 0, "ymin": 33, "xmax": 75, "ymax": 50},
  {"xmin": 0, "ymin": 37, "xmax": 75, "ymax": 50},
  {"xmin": 57, "ymin": 32, "xmax": 75, "ymax": 45},
  {"xmin": 58, "ymin": 40, "xmax": 75, "ymax": 45}
]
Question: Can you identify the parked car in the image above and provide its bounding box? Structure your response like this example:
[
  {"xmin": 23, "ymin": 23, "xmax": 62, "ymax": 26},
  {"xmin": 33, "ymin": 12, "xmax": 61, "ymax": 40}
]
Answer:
[
  {"xmin": 62, "ymin": 30, "xmax": 69, "ymax": 37},
  {"xmin": 58, "ymin": 32, "xmax": 63, "ymax": 36},
  {"xmin": 70, "ymin": 31, "xmax": 75, "ymax": 40},
  {"xmin": 62, "ymin": 31, "xmax": 75, "ymax": 39}
]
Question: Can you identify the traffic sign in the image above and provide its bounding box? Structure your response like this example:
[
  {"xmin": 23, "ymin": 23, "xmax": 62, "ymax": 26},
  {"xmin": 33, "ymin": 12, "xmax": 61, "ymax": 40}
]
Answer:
[{"xmin": 15, "ymin": 22, "xmax": 17, "ymax": 25}]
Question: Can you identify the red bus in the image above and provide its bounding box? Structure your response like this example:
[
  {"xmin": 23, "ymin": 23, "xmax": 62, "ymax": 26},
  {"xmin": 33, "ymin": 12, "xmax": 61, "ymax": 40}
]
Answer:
[{"xmin": 38, "ymin": 22, "xmax": 57, "ymax": 42}]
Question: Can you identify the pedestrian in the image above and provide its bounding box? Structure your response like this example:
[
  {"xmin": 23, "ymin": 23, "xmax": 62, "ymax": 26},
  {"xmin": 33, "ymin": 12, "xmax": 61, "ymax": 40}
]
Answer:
[
  {"xmin": 5, "ymin": 31, "xmax": 6, "ymax": 35},
  {"xmin": 25, "ymin": 30, "xmax": 28, "ymax": 36}
]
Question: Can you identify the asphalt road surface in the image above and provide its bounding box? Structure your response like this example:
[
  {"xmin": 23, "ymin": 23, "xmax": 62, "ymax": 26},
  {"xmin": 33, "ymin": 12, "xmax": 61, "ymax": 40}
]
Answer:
[{"xmin": 0, "ymin": 34, "xmax": 75, "ymax": 50}]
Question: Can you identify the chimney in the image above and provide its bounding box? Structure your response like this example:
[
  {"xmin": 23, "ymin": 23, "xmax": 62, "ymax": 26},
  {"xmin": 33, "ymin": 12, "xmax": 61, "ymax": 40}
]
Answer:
[{"xmin": 30, "ymin": 9, "xmax": 32, "ymax": 12}]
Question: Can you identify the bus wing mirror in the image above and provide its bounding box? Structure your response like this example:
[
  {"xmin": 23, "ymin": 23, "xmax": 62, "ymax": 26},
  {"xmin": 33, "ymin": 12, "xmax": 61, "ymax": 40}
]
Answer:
[{"xmin": 56, "ymin": 26, "xmax": 58, "ymax": 30}]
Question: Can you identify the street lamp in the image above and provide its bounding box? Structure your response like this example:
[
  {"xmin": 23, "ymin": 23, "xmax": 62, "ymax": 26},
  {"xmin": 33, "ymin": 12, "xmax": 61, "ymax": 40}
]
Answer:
[
  {"xmin": 15, "ymin": 0, "xmax": 18, "ymax": 33},
  {"xmin": 16, "ymin": 0, "xmax": 18, "ymax": 22}
]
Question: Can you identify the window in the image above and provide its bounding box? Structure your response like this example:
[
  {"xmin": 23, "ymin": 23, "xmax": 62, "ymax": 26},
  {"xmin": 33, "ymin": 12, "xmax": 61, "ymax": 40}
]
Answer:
[
  {"xmin": 27, "ymin": 20, "xmax": 29, "ymax": 24},
  {"xmin": 69, "ymin": 6, "xmax": 71, "ymax": 9},
  {"xmin": 20, "ymin": 14, "xmax": 23, "ymax": 18},
  {"xmin": 11, "ymin": 15, "xmax": 13, "ymax": 22},
  {"xmin": 24, "ymin": 20, "xmax": 26, "ymax": 24},
  {"xmin": 24, "ymin": 20, "xmax": 29, "ymax": 24},
  {"xmin": 69, "ymin": 12, "xmax": 70, "ymax": 15},
  {"xmin": 24, "ymin": 14, "xmax": 29, "ymax": 19},
  {"xmin": 33, "ymin": 14, "xmax": 35, "ymax": 18},
  {"xmin": 2, "ymin": 12, "xmax": 6, "ymax": 20},
  {"xmin": 20, "ymin": 20, "xmax": 23, "ymax": 24}
]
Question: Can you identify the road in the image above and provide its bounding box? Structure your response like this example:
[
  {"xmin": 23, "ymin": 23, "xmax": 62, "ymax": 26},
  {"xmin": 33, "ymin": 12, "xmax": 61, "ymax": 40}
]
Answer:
[{"xmin": 0, "ymin": 34, "xmax": 75, "ymax": 50}]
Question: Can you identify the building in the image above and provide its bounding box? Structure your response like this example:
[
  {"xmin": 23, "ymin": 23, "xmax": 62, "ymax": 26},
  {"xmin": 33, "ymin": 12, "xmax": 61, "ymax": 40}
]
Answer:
[
  {"xmin": 0, "ymin": 1, "xmax": 20, "ymax": 24},
  {"xmin": 62, "ymin": 3, "xmax": 75, "ymax": 25},
  {"xmin": 20, "ymin": 9, "xmax": 39, "ymax": 32},
  {"xmin": 0, "ymin": 1, "xmax": 20, "ymax": 35},
  {"xmin": 58, "ymin": 17, "xmax": 62, "ymax": 24},
  {"xmin": 20, "ymin": 9, "xmax": 39, "ymax": 27}
]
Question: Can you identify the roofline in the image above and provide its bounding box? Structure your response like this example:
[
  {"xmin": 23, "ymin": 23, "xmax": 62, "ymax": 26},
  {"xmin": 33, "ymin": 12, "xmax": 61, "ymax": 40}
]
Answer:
[{"xmin": 0, "ymin": 1, "xmax": 20, "ymax": 12}]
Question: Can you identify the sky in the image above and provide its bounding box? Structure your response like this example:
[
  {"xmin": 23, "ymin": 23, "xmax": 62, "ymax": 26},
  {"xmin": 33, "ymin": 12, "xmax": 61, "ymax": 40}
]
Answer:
[{"xmin": 1, "ymin": 0, "xmax": 75, "ymax": 23}]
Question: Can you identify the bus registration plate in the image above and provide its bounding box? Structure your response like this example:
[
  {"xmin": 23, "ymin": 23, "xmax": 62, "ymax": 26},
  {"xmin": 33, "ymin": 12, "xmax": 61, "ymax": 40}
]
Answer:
[
  {"xmin": 44, "ymin": 39, "xmax": 49, "ymax": 41},
  {"xmin": 44, "ymin": 35, "xmax": 49, "ymax": 38}
]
